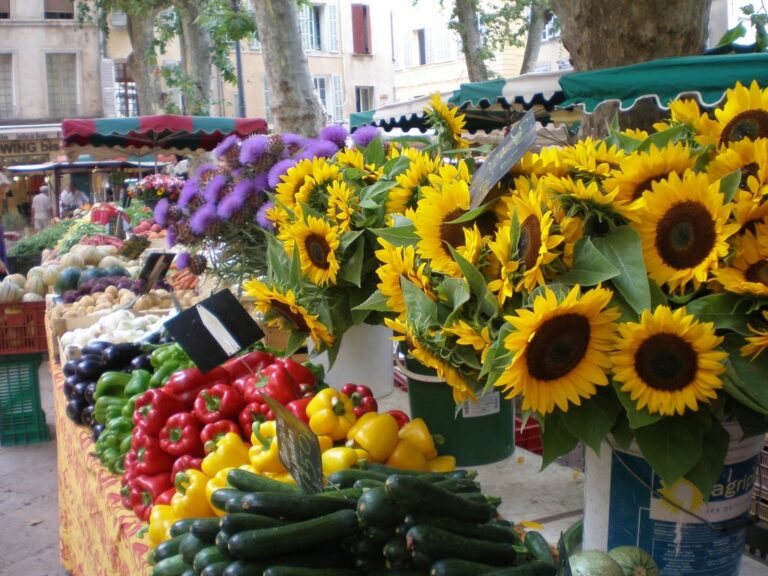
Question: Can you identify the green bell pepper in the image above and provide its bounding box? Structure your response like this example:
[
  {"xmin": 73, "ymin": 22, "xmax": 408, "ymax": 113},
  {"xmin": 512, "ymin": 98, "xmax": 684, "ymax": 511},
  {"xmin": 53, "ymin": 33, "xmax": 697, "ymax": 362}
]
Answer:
[
  {"xmin": 149, "ymin": 360, "xmax": 182, "ymax": 388},
  {"xmin": 122, "ymin": 393, "xmax": 141, "ymax": 419},
  {"xmin": 93, "ymin": 372, "xmax": 132, "ymax": 400},
  {"xmin": 94, "ymin": 396, "xmax": 128, "ymax": 425},
  {"xmin": 124, "ymin": 369, "xmax": 152, "ymax": 397},
  {"xmin": 150, "ymin": 344, "xmax": 187, "ymax": 369}
]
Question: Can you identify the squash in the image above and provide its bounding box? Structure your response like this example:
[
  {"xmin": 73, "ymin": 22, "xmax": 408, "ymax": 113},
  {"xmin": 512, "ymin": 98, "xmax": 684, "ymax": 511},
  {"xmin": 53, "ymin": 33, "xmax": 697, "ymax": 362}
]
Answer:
[
  {"xmin": 570, "ymin": 551, "xmax": 625, "ymax": 576},
  {"xmin": 0, "ymin": 280, "xmax": 24, "ymax": 303},
  {"xmin": 27, "ymin": 266, "xmax": 46, "ymax": 279},
  {"xmin": 59, "ymin": 252, "xmax": 84, "ymax": 269},
  {"xmin": 5, "ymin": 274, "xmax": 27, "ymax": 288},
  {"xmin": 77, "ymin": 267, "xmax": 108, "ymax": 287},
  {"xmin": 608, "ymin": 546, "xmax": 660, "ymax": 576},
  {"xmin": 79, "ymin": 245, "xmax": 101, "ymax": 266},
  {"xmin": 54, "ymin": 267, "xmax": 82, "ymax": 295},
  {"xmin": 98, "ymin": 255, "xmax": 123, "ymax": 269},
  {"xmin": 22, "ymin": 292, "xmax": 45, "ymax": 302},
  {"xmin": 25, "ymin": 276, "xmax": 47, "ymax": 296},
  {"xmin": 42, "ymin": 265, "xmax": 60, "ymax": 287},
  {"xmin": 96, "ymin": 245, "xmax": 118, "ymax": 259}
]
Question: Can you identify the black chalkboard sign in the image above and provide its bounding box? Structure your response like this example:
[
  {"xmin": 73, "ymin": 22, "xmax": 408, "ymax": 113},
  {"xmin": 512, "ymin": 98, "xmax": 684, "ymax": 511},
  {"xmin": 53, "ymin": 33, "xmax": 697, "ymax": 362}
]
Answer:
[{"xmin": 138, "ymin": 252, "xmax": 175, "ymax": 294}]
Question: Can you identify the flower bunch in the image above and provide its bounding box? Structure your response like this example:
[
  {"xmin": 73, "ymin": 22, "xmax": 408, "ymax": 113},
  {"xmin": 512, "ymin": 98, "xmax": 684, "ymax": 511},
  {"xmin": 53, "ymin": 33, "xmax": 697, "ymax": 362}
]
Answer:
[
  {"xmin": 130, "ymin": 173, "xmax": 184, "ymax": 205},
  {"xmin": 376, "ymin": 81, "xmax": 768, "ymax": 497}
]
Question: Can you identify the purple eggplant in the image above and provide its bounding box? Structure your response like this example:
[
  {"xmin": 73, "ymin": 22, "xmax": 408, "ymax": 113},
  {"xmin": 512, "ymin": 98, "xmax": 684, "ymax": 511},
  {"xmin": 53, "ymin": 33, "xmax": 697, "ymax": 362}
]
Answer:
[
  {"xmin": 76, "ymin": 356, "xmax": 105, "ymax": 380},
  {"xmin": 66, "ymin": 398, "xmax": 87, "ymax": 425},
  {"xmin": 63, "ymin": 360, "xmax": 78, "ymax": 377},
  {"xmin": 83, "ymin": 382, "xmax": 97, "ymax": 405},
  {"xmin": 101, "ymin": 343, "xmax": 143, "ymax": 370},
  {"xmin": 63, "ymin": 375, "xmax": 80, "ymax": 400}
]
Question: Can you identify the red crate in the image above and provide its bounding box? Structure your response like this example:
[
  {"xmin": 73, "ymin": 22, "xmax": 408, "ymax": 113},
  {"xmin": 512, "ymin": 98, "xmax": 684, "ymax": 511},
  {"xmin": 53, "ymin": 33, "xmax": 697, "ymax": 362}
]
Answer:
[
  {"xmin": 0, "ymin": 302, "xmax": 47, "ymax": 356},
  {"xmin": 515, "ymin": 416, "xmax": 543, "ymax": 455}
]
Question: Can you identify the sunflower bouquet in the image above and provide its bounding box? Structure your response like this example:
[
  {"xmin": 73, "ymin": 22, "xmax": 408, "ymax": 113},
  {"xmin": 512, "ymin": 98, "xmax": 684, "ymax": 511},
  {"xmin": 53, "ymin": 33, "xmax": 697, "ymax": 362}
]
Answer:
[
  {"xmin": 376, "ymin": 80, "xmax": 768, "ymax": 498},
  {"xmin": 130, "ymin": 173, "xmax": 184, "ymax": 206}
]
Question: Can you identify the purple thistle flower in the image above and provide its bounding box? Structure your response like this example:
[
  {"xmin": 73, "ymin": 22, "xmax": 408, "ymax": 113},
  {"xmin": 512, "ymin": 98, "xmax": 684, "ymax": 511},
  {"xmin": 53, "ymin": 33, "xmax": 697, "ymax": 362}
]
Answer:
[
  {"xmin": 215, "ymin": 135, "xmax": 241, "ymax": 159},
  {"xmin": 297, "ymin": 139, "xmax": 338, "ymax": 160},
  {"xmin": 153, "ymin": 198, "xmax": 170, "ymax": 227},
  {"xmin": 256, "ymin": 201, "xmax": 274, "ymax": 231},
  {"xmin": 253, "ymin": 171, "xmax": 270, "ymax": 192},
  {"xmin": 320, "ymin": 124, "xmax": 348, "ymax": 148},
  {"xmin": 203, "ymin": 173, "xmax": 228, "ymax": 204},
  {"xmin": 176, "ymin": 251, "xmax": 190, "ymax": 270},
  {"xmin": 190, "ymin": 202, "xmax": 218, "ymax": 235},
  {"xmin": 282, "ymin": 133, "xmax": 308, "ymax": 156},
  {"xmin": 240, "ymin": 135, "xmax": 270, "ymax": 165},
  {"xmin": 268, "ymin": 159, "xmax": 297, "ymax": 189},
  {"xmin": 352, "ymin": 125, "xmax": 381, "ymax": 148},
  {"xmin": 195, "ymin": 163, "xmax": 218, "ymax": 181},
  {"xmin": 166, "ymin": 227, "xmax": 177, "ymax": 248},
  {"xmin": 178, "ymin": 178, "xmax": 199, "ymax": 209},
  {"xmin": 217, "ymin": 184, "xmax": 251, "ymax": 219}
]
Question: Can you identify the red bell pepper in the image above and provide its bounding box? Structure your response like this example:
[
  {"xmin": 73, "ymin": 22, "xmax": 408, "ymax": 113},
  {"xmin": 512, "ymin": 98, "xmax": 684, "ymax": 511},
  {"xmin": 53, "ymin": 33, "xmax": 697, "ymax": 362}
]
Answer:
[
  {"xmin": 171, "ymin": 455, "xmax": 203, "ymax": 483},
  {"xmin": 239, "ymin": 401, "xmax": 275, "ymax": 437},
  {"xmin": 165, "ymin": 366, "xmax": 230, "ymax": 398},
  {"xmin": 159, "ymin": 412, "xmax": 204, "ymax": 457},
  {"xmin": 298, "ymin": 383, "xmax": 315, "ymax": 398},
  {"xmin": 200, "ymin": 420, "xmax": 241, "ymax": 450},
  {"xmin": 341, "ymin": 383, "xmax": 378, "ymax": 417},
  {"xmin": 232, "ymin": 375, "xmax": 251, "ymax": 398},
  {"xmin": 156, "ymin": 487, "xmax": 176, "ymax": 506},
  {"xmin": 387, "ymin": 409, "xmax": 411, "ymax": 429},
  {"xmin": 256, "ymin": 363, "xmax": 300, "ymax": 404},
  {"xmin": 133, "ymin": 389, "xmax": 185, "ymax": 435},
  {"xmin": 275, "ymin": 357, "xmax": 315, "ymax": 388},
  {"xmin": 129, "ymin": 485, "xmax": 152, "ymax": 521},
  {"xmin": 133, "ymin": 433, "xmax": 175, "ymax": 476},
  {"xmin": 193, "ymin": 383, "xmax": 244, "ymax": 423},
  {"xmin": 285, "ymin": 397, "xmax": 312, "ymax": 425},
  {"xmin": 134, "ymin": 472, "xmax": 173, "ymax": 506},
  {"xmin": 222, "ymin": 350, "xmax": 275, "ymax": 380}
]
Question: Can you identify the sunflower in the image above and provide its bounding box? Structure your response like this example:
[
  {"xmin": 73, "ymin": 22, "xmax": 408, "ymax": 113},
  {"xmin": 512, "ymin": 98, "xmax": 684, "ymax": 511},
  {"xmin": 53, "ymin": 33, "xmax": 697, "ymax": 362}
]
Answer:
[
  {"xmin": 456, "ymin": 224, "xmax": 486, "ymax": 269},
  {"xmin": 487, "ymin": 222, "xmax": 520, "ymax": 306},
  {"xmin": 291, "ymin": 215, "xmax": 341, "ymax": 286},
  {"xmin": 443, "ymin": 320, "xmax": 492, "ymax": 363},
  {"xmin": 413, "ymin": 178, "xmax": 473, "ymax": 277},
  {"xmin": 605, "ymin": 142, "xmax": 698, "ymax": 204},
  {"xmin": 631, "ymin": 170, "xmax": 737, "ymax": 292},
  {"xmin": 697, "ymin": 81, "xmax": 768, "ymax": 147},
  {"xmin": 375, "ymin": 239, "xmax": 435, "ymax": 315},
  {"xmin": 243, "ymin": 279, "xmax": 334, "ymax": 348},
  {"xmin": 295, "ymin": 158, "xmax": 342, "ymax": 213},
  {"xmin": 425, "ymin": 93, "xmax": 471, "ymax": 149},
  {"xmin": 713, "ymin": 223, "xmax": 768, "ymax": 296},
  {"xmin": 512, "ymin": 147, "xmax": 565, "ymax": 178},
  {"xmin": 556, "ymin": 138, "xmax": 625, "ymax": 180},
  {"xmin": 741, "ymin": 310, "xmax": 768, "ymax": 359},
  {"xmin": 621, "ymin": 128, "xmax": 650, "ymax": 141},
  {"xmin": 612, "ymin": 306, "xmax": 726, "ymax": 416},
  {"xmin": 495, "ymin": 285, "xmax": 620, "ymax": 415},
  {"xmin": 335, "ymin": 147, "xmax": 384, "ymax": 183},
  {"xmin": 652, "ymin": 98, "xmax": 718, "ymax": 136},
  {"xmin": 275, "ymin": 158, "xmax": 314, "ymax": 208},
  {"xmin": 387, "ymin": 152, "xmax": 442, "ymax": 214},
  {"xmin": 706, "ymin": 137, "xmax": 768, "ymax": 189},
  {"xmin": 326, "ymin": 180, "xmax": 357, "ymax": 232},
  {"xmin": 265, "ymin": 203, "xmax": 290, "ymax": 233}
]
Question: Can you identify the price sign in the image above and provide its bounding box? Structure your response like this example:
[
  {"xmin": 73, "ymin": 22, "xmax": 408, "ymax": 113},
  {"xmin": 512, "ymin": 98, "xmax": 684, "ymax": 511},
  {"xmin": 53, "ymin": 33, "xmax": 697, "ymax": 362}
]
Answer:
[
  {"xmin": 164, "ymin": 289, "xmax": 264, "ymax": 373},
  {"xmin": 469, "ymin": 111, "xmax": 537, "ymax": 208},
  {"xmin": 138, "ymin": 252, "xmax": 175, "ymax": 294},
  {"xmin": 262, "ymin": 395, "xmax": 324, "ymax": 495}
]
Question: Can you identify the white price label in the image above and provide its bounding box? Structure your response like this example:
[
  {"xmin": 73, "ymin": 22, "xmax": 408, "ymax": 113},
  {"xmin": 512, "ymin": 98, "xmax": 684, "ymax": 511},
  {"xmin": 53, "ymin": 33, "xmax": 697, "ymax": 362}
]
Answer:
[{"xmin": 461, "ymin": 391, "xmax": 501, "ymax": 418}]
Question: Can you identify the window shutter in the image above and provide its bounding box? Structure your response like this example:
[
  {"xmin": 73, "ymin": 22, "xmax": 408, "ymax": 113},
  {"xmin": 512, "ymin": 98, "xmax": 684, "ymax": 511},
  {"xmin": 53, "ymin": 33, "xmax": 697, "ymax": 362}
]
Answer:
[
  {"xmin": 425, "ymin": 27, "xmax": 434, "ymax": 64},
  {"xmin": 352, "ymin": 4, "xmax": 364, "ymax": 54},
  {"xmin": 298, "ymin": 5, "xmax": 311, "ymax": 51},
  {"xmin": 332, "ymin": 75, "xmax": 343, "ymax": 123},
  {"xmin": 404, "ymin": 32, "xmax": 413, "ymax": 67},
  {"xmin": 100, "ymin": 58, "xmax": 117, "ymax": 117},
  {"xmin": 262, "ymin": 77, "xmax": 272, "ymax": 124},
  {"xmin": 327, "ymin": 3, "xmax": 338, "ymax": 52}
]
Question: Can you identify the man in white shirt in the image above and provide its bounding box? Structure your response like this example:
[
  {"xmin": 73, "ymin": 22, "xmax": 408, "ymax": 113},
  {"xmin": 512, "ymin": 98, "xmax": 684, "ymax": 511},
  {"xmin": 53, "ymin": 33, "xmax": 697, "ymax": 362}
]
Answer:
[
  {"xmin": 32, "ymin": 185, "xmax": 53, "ymax": 230},
  {"xmin": 60, "ymin": 183, "xmax": 87, "ymax": 218}
]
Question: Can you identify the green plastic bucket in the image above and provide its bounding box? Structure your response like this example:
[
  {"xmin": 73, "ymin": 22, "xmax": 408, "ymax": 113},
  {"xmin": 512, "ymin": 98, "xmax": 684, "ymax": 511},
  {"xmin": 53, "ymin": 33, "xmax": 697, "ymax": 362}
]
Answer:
[{"xmin": 403, "ymin": 356, "xmax": 515, "ymax": 466}]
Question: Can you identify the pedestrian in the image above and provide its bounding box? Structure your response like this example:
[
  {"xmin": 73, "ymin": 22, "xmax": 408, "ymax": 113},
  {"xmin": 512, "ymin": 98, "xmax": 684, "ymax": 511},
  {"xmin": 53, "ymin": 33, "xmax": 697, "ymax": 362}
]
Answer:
[
  {"xmin": 60, "ymin": 183, "xmax": 88, "ymax": 218},
  {"xmin": 32, "ymin": 184, "xmax": 53, "ymax": 230}
]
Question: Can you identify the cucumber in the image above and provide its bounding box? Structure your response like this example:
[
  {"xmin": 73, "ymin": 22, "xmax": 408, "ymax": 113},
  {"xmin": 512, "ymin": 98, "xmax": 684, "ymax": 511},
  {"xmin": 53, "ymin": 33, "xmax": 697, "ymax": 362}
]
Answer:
[
  {"xmin": 200, "ymin": 562, "xmax": 230, "ymax": 576},
  {"xmin": 211, "ymin": 489, "xmax": 248, "ymax": 513},
  {"xmin": 180, "ymin": 535, "xmax": 209, "ymax": 565},
  {"xmin": 368, "ymin": 571, "xmax": 429, "ymax": 576},
  {"xmin": 523, "ymin": 531, "xmax": 554, "ymax": 566},
  {"xmin": 262, "ymin": 568, "xmax": 357, "ymax": 576},
  {"xmin": 429, "ymin": 558, "xmax": 498, "ymax": 575},
  {"xmin": 385, "ymin": 475, "xmax": 495, "ymax": 524},
  {"xmin": 406, "ymin": 525, "xmax": 517, "ymax": 566},
  {"xmin": 152, "ymin": 554, "xmax": 189, "ymax": 576},
  {"xmin": 318, "ymin": 487, "xmax": 364, "ymax": 500},
  {"xmin": 482, "ymin": 562, "xmax": 557, "ymax": 575},
  {"xmin": 362, "ymin": 462, "xmax": 475, "ymax": 480},
  {"xmin": 353, "ymin": 478, "xmax": 386, "ymax": 490},
  {"xmin": 222, "ymin": 546, "xmax": 353, "ymax": 575},
  {"xmin": 181, "ymin": 570, "xmax": 195, "ymax": 576},
  {"xmin": 170, "ymin": 518, "xmax": 198, "ymax": 537},
  {"xmin": 227, "ymin": 509, "xmax": 360, "ymax": 559},
  {"xmin": 191, "ymin": 518, "xmax": 222, "ymax": 543},
  {"xmin": 383, "ymin": 537, "xmax": 410, "ymax": 569},
  {"xmin": 327, "ymin": 468, "xmax": 389, "ymax": 488},
  {"xmin": 193, "ymin": 546, "xmax": 231, "ymax": 575},
  {"xmin": 227, "ymin": 469, "xmax": 301, "ymax": 494},
  {"xmin": 365, "ymin": 524, "xmax": 397, "ymax": 543},
  {"xmin": 216, "ymin": 530, "xmax": 231, "ymax": 555},
  {"xmin": 219, "ymin": 513, "xmax": 287, "ymax": 533},
  {"xmin": 402, "ymin": 512, "xmax": 522, "ymax": 544},
  {"xmin": 153, "ymin": 534, "xmax": 189, "ymax": 563},
  {"xmin": 431, "ymin": 478, "xmax": 481, "ymax": 493},
  {"xmin": 357, "ymin": 486, "xmax": 406, "ymax": 527},
  {"xmin": 240, "ymin": 491, "xmax": 356, "ymax": 520}
]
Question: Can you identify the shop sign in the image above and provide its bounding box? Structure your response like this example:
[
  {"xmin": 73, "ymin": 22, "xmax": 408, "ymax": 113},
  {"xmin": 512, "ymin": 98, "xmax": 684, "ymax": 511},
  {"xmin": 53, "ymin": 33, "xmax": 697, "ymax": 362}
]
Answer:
[{"xmin": 0, "ymin": 139, "xmax": 60, "ymax": 158}]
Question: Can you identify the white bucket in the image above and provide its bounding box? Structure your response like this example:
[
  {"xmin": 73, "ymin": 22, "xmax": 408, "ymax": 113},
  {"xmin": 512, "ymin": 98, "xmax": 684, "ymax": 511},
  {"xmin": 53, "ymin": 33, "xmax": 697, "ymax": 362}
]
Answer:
[
  {"xmin": 309, "ymin": 323, "xmax": 393, "ymax": 398},
  {"xmin": 584, "ymin": 425, "xmax": 763, "ymax": 576}
]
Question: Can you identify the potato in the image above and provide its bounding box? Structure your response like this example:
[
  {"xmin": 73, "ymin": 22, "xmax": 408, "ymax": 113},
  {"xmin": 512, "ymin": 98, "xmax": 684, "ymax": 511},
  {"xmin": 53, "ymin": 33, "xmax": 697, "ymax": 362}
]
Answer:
[{"xmin": 105, "ymin": 285, "xmax": 119, "ymax": 298}]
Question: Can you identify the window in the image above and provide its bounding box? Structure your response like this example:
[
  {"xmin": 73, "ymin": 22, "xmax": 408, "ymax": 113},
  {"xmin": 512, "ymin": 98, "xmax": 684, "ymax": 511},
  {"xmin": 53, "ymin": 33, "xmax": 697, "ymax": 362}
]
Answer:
[
  {"xmin": 46, "ymin": 53, "xmax": 77, "ymax": 118},
  {"xmin": 332, "ymin": 75, "xmax": 343, "ymax": 122},
  {"xmin": 351, "ymin": 4, "xmax": 371, "ymax": 55},
  {"xmin": 541, "ymin": 16, "xmax": 560, "ymax": 41},
  {"xmin": 416, "ymin": 29, "xmax": 427, "ymax": 66},
  {"xmin": 299, "ymin": 3, "xmax": 338, "ymax": 52},
  {"xmin": 114, "ymin": 62, "xmax": 138, "ymax": 117},
  {"xmin": 111, "ymin": 10, "xmax": 128, "ymax": 27},
  {"xmin": 262, "ymin": 77, "xmax": 272, "ymax": 124},
  {"xmin": 45, "ymin": 0, "xmax": 74, "ymax": 20},
  {"xmin": 0, "ymin": 0, "xmax": 9, "ymax": 19},
  {"xmin": 0, "ymin": 54, "xmax": 13, "ymax": 118},
  {"xmin": 313, "ymin": 76, "xmax": 328, "ymax": 113},
  {"xmin": 355, "ymin": 86, "xmax": 373, "ymax": 113}
]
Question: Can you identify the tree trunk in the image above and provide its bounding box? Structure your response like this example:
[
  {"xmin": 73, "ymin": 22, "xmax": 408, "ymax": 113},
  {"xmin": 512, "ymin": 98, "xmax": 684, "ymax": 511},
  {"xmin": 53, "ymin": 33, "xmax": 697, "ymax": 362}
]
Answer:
[
  {"xmin": 454, "ymin": 0, "xmax": 491, "ymax": 82},
  {"xmin": 175, "ymin": 0, "xmax": 213, "ymax": 115},
  {"xmin": 126, "ymin": 10, "xmax": 166, "ymax": 115},
  {"xmin": 519, "ymin": 1, "xmax": 548, "ymax": 74},
  {"xmin": 550, "ymin": 0, "xmax": 712, "ymax": 136},
  {"xmin": 251, "ymin": 0, "xmax": 325, "ymax": 136}
]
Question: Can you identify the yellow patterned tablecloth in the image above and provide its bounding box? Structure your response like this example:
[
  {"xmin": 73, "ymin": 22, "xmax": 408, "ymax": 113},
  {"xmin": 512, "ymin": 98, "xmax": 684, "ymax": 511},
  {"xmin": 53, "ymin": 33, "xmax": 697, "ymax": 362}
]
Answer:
[{"xmin": 48, "ymin": 320, "xmax": 151, "ymax": 576}]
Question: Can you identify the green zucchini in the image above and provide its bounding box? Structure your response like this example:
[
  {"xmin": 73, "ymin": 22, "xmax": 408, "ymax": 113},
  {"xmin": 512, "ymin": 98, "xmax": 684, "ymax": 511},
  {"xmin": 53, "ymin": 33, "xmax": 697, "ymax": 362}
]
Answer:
[
  {"xmin": 181, "ymin": 570, "xmax": 195, "ymax": 576},
  {"xmin": 180, "ymin": 535, "xmax": 209, "ymax": 565},
  {"xmin": 402, "ymin": 512, "xmax": 522, "ymax": 544},
  {"xmin": 383, "ymin": 537, "xmax": 410, "ymax": 569},
  {"xmin": 153, "ymin": 534, "xmax": 189, "ymax": 563},
  {"xmin": 429, "ymin": 558, "xmax": 498, "ymax": 575},
  {"xmin": 482, "ymin": 562, "xmax": 557, "ymax": 575},
  {"xmin": 227, "ymin": 509, "xmax": 360, "ymax": 559},
  {"xmin": 193, "ymin": 546, "xmax": 231, "ymax": 575},
  {"xmin": 191, "ymin": 518, "xmax": 222, "ymax": 543},
  {"xmin": 406, "ymin": 525, "xmax": 517, "ymax": 566},
  {"xmin": 318, "ymin": 487, "xmax": 364, "ymax": 500},
  {"xmin": 227, "ymin": 469, "xmax": 302, "ymax": 494},
  {"xmin": 431, "ymin": 478, "xmax": 481, "ymax": 493},
  {"xmin": 200, "ymin": 562, "xmax": 231, "ymax": 576},
  {"xmin": 365, "ymin": 524, "xmax": 397, "ymax": 543},
  {"xmin": 357, "ymin": 486, "xmax": 406, "ymax": 527},
  {"xmin": 385, "ymin": 475, "xmax": 495, "ymax": 524},
  {"xmin": 262, "ymin": 568, "xmax": 357, "ymax": 576},
  {"xmin": 170, "ymin": 518, "xmax": 198, "ymax": 537},
  {"xmin": 222, "ymin": 546, "xmax": 352, "ymax": 575},
  {"xmin": 211, "ymin": 489, "xmax": 249, "ymax": 513},
  {"xmin": 152, "ymin": 554, "xmax": 189, "ymax": 576},
  {"xmin": 327, "ymin": 468, "xmax": 389, "ymax": 488},
  {"xmin": 215, "ymin": 530, "xmax": 231, "ymax": 555},
  {"xmin": 353, "ymin": 478, "xmax": 386, "ymax": 490},
  {"xmin": 219, "ymin": 513, "xmax": 286, "ymax": 533},
  {"xmin": 240, "ymin": 491, "xmax": 356, "ymax": 520},
  {"xmin": 368, "ymin": 571, "xmax": 429, "ymax": 576},
  {"xmin": 362, "ymin": 462, "xmax": 475, "ymax": 480},
  {"xmin": 523, "ymin": 531, "xmax": 554, "ymax": 566}
]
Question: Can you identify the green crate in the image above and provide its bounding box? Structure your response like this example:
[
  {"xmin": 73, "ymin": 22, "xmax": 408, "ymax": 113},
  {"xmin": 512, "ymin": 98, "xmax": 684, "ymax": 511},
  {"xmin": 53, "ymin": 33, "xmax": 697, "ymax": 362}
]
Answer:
[{"xmin": 0, "ymin": 353, "xmax": 50, "ymax": 446}]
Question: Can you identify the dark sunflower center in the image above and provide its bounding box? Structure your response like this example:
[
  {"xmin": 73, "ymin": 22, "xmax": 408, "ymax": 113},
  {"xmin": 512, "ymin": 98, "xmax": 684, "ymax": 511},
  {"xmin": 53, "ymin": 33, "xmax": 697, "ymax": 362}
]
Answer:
[
  {"xmin": 745, "ymin": 260, "xmax": 768, "ymax": 285},
  {"xmin": 740, "ymin": 162, "xmax": 760, "ymax": 190},
  {"xmin": 271, "ymin": 300, "xmax": 310, "ymax": 332},
  {"xmin": 440, "ymin": 209, "xmax": 468, "ymax": 250},
  {"xmin": 632, "ymin": 176, "xmax": 660, "ymax": 201},
  {"xmin": 305, "ymin": 233, "xmax": 331, "ymax": 270},
  {"xmin": 525, "ymin": 314, "xmax": 591, "ymax": 381},
  {"xmin": 634, "ymin": 333, "xmax": 697, "ymax": 391},
  {"xmin": 518, "ymin": 215, "xmax": 543, "ymax": 269},
  {"xmin": 655, "ymin": 201, "xmax": 716, "ymax": 270},
  {"xmin": 719, "ymin": 110, "xmax": 768, "ymax": 146}
]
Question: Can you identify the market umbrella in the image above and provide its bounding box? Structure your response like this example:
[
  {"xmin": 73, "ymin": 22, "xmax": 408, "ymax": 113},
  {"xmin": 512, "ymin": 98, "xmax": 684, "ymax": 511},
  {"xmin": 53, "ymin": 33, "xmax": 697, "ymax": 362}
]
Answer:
[{"xmin": 61, "ymin": 114, "xmax": 268, "ymax": 160}]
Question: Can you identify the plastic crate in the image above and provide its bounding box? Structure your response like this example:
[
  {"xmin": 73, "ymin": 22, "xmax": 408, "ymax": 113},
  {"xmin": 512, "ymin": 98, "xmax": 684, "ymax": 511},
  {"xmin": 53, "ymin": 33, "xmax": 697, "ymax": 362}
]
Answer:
[
  {"xmin": 515, "ymin": 416, "xmax": 543, "ymax": 455},
  {"xmin": 0, "ymin": 302, "xmax": 47, "ymax": 356},
  {"xmin": 0, "ymin": 353, "xmax": 49, "ymax": 446}
]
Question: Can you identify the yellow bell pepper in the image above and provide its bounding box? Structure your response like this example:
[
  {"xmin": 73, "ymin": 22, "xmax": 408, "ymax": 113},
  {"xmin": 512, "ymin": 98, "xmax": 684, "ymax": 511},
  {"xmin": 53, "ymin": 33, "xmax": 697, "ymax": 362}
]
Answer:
[
  {"xmin": 322, "ymin": 446, "xmax": 363, "ymax": 476},
  {"xmin": 345, "ymin": 411, "xmax": 378, "ymax": 440},
  {"xmin": 306, "ymin": 388, "xmax": 357, "ymax": 441},
  {"xmin": 267, "ymin": 471, "xmax": 298, "ymax": 484},
  {"xmin": 205, "ymin": 467, "xmax": 233, "ymax": 517},
  {"xmin": 349, "ymin": 413, "xmax": 399, "ymax": 463},
  {"xmin": 427, "ymin": 455, "xmax": 457, "ymax": 473},
  {"xmin": 249, "ymin": 420, "xmax": 288, "ymax": 475},
  {"xmin": 398, "ymin": 417, "xmax": 438, "ymax": 460},
  {"xmin": 386, "ymin": 439, "xmax": 428, "ymax": 471},
  {"xmin": 238, "ymin": 464, "xmax": 259, "ymax": 475},
  {"xmin": 172, "ymin": 468, "xmax": 215, "ymax": 519},
  {"xmin": 148, "ymin": 504, "xmax": 178, "ymax": 546},
  {"xmin": 317, "ymin": 434, "xmax": 334, "ymax": 453},
  {"xmin": 201, "ymin": 432, "xmax": 249, "ymax": 477}
]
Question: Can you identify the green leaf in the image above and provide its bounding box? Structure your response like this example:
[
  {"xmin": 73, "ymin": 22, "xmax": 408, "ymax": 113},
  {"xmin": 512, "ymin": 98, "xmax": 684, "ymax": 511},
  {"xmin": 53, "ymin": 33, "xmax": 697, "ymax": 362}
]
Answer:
[
  {"xmin": 448, "ymin": 202, "xmax": 495, "ymax": 225},
  {"xmin": 438, "ymin": 278, "xmax": 471, "ymax": 312},
  {"xmin": 370, "ymin": 225, "xmax": 418, "ymax": 247},
  {"xmin": 721, "ymin": 335, "xmax": 768, "ymax": 413},
  {"xmin": 684, "ymin": 419, "xmax": 730, "ymax": 499},
  {"xmin": 359, "ymin": 179, "xmax": 397, "ymax": 204},
  {"xmin": 633, "ymin": 415, "xmax": 704, "ymax": 484},
  {"xmin": 289, "ymin": 242, "xmax": 302, "ymax": 290},
  {"xmin": 648, "ymin": 280, "xmax": 668, "ymax": 308},
  {"xmin": 363, "ymin": 135, "xmax": 386, "ymax": 166},
  {"xmin": 559, "ymin": 238, "xmax": 620, "ymax": 286},
  {"xmin": 480, "ymin": 323, "xmax": 512, "ymax": 383},
  {"xmin": 612, "ymin": 382, "xmax": 664, "ymax": 429},
  {"xmin": 340, "ymin": 238, "xmax": 365, "ymax": 288},
  {"xmin": 718, "ymin": 170, "xmax": 742, "ymax": 204},
  {"xmin": 265, "ymin": 232, "xmax": 290, "ymax": 280},
  {"xmin": 727, "ymin": 396, "xmax": 768, "ymax": 437},
  {"xmin": 635, "ymin": 124, "xmax": 688, "ymax": 153},
  {"xmin": 381, "ymin": 154, "xmax": 411, "ymax": 178},
  {"xmin": 684, "ymin": 293, "xmax": 753, "ymax": 335},
  {"xmin": 339, "ymin": 230, "xmax": 363, "ymax": 251},
  {"xmin": 401, "ymin": 278, "xmax": 438, "ymax": 325},
  {"xmin": 385, "ymin": 135, "xmax": 433, "ymax": 146},
  {"xmin": 562, "ymin": 388, "xmax": 623, "ymax": 454},
  {"xmin": 284, "ymin": 330, "xmax": 307, "ymax": 357},
  {"xmin": 717, "ymin": 22, "xmax": 747, "ymax": 47},
  {"xmin": 448, "ymin": 247, "xmax": 499, "ymax": 317},
  {"xmin": 610, "ymin": 414, "xmax": 634, "ymax": 450},
  {"xmin": 722, "ymin": 366, "xmax": 768, "ymax": 415},
  {"xmin": 593, "ymin": 226, "xmax": 651, "ymax": 314},
  {"xmin": 608, "ymin": 290, "xmax": 639, "ymax": 323},
  {"xmin": 540, "ymin": 411, "xmax": 580, "ymax": 469},
  {"xmin": 342, "ymin": 167, "xmax": 368, "ymax": 181},
  {"xmin": 353, "ymin": 289, "xmax": 392, "ymax": 313}
]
